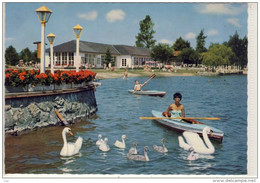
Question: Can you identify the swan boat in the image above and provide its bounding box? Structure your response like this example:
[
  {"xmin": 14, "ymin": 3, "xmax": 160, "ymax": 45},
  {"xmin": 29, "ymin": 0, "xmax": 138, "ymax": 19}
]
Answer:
[
  {"xmin": 128, "ymin": 90, "xmax": 166, "ymax": 97},
  {"xmin": 151, "ymin": 110, "xmax": 224, "ymax": 142}
]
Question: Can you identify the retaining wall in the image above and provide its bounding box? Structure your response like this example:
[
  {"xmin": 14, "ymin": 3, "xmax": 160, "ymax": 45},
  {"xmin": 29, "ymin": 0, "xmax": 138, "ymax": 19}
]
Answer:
[{"xmin": 4, "ymin": 86, "xmax": 98, "ymax": 135}]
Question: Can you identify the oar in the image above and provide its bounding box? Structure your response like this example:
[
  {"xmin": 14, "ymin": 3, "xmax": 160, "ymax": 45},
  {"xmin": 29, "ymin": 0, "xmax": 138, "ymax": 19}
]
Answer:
[
  {"xmin": 139, "ymin": 116, "xmax": 221, "ymax": 120},
  {"xmin": 142, "ymin": 74, "xmax": 156, "ymax": 87},
  {"xmin": 54, "ymin": 108, "xmax": 69, "ymax": 126}
]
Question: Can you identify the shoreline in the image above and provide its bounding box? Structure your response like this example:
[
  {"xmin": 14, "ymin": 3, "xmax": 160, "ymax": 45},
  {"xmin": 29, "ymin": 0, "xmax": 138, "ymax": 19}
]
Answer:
[{"xmin": 95, "ymin": 71, "xmax": 195, "ymax": 80}]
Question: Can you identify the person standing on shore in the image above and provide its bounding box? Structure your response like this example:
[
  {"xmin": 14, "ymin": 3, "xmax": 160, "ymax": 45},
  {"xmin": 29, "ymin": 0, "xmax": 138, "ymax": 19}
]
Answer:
[
  {"xmin": 123, "ymin": 69, "xmax": 128, "ymax": 80},
  {"xmin": 164, "ymin": 92, "xmax": 185, "ymax": 120}
]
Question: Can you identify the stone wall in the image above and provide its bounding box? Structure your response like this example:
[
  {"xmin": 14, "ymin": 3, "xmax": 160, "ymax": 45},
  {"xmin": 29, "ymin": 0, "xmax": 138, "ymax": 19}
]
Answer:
[{"xmin": 5, "ymin": 87, "xmax": 97, "ymax": 135}]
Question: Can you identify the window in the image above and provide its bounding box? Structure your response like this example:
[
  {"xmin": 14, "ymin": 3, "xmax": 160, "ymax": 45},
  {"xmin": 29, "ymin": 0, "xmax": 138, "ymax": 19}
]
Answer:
[
  {"xmin": 90, "ymin": 54, "xmax": 95, "ymax": 65},
  {"xmin": 122, "ymin": 59, "xmax": 127, "ymax": 67},
  {"xmin": 69, "ymin": 52, "xmax": 74, "ymax": 66},
  {"xmin": 97, "ymin": 58, "xmax": 101, "ymax": 65},
  {"xmin": 134, "ymin": 57, "xmax": 138, "ymax": 65},
  {"xmin": 101, "ymin": 55, "xmax": 105, "ymax": 65},
  {"xmin": 55, "ymin": 52, "xmax": 61, "ymax": 65},
  {"xmin": 62, "ymin": 52, "xmax": 67, "ymax": 65}
]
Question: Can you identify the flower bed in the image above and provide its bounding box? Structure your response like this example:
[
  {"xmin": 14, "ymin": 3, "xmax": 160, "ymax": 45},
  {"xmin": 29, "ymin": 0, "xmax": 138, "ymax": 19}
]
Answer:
[{"xmin": 5, "ymin": 69, "xmax": 96, "ymax": 88}]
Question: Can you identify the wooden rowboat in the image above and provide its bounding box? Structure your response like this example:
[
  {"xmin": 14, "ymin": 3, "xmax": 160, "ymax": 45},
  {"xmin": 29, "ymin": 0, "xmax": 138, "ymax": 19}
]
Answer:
[
  {"xmin": 151, "ymin": 110, "xmax": 224, "ymax": 142},
  {"xmin": 128, "ymin": 90, "xmax": 166, "ymax": 97}
]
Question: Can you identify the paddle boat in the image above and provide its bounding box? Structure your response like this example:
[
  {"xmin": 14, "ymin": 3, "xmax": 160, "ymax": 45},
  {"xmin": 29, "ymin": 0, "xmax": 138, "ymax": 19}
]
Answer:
[
  {"xmin": 151, "ymin": 110, "xmax": 224, "ymax": 142},
  {"xmin": 128, "ymin": 90, "xmax": 166, "ymax": 97},
  {"xmin": 93, "ymin": 82, "xmax": 102, "ymax": 86}
]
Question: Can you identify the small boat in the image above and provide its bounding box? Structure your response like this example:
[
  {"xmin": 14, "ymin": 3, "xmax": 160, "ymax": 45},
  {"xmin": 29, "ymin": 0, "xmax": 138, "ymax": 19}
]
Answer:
[
  {"xmin": 128, "ymin": 90, "xmax": 166, "ymax": 97},
  {"xmin": 151, "ymin": 110, "xmax": 224, "ymax": 142},
  {"xmin": 93, "ymin": 82, "xmax": 102, "ymax": 86}
]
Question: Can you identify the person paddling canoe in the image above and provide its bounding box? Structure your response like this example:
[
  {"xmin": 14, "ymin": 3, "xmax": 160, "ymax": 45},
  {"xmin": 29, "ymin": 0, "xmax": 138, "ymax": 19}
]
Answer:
[
  {"xmin": 134, "ymin": 80, "xmax": 144, "ymax": 91},
  {"xmin": 163, "ymin": 92, "xmax": 185, "ymax": 121},
  {"xmin": 134, "ymin": 74, "xmax": 156, "ymax": 92}
]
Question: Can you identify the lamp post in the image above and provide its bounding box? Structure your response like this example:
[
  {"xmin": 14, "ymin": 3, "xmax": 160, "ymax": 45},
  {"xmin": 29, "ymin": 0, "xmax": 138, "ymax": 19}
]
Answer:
[
  {"xmin": 47, "ymin": 33, "xmax": 56, "ymax": 74},
  {"xmin": 35, "ymin": 5, "xmax": 52, "ymax": 73},
  {"xmin": 73, "ymin": 24, "xmax": 83, "ymax": 72}
]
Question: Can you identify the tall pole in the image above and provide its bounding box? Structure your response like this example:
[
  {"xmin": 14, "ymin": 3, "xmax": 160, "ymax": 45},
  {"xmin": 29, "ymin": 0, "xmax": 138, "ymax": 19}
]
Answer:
[
  {"xmin": 76, "ymin": 37, "xmax": 80, "ymax": 72},
  {"xmin": 50, "ymin": 43, "xmax": 54, "ymax": 74},
  {"xmin": 40, "ymin": 23, "xmax": 45, "ymax": 73}
]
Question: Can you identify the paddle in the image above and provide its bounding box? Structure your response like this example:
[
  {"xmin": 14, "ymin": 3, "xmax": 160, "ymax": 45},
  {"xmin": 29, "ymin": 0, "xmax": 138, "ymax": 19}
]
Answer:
[
  {"xmin": 139, "ymin": 116, "xmax": 221, "ymax": 120},
  {"xmin": 142, "ymin": 74, "xmax": 156, "ymax": 87},
  {"xmin": 54, "ymin": 108, "xmax": 69, "ymax": 126}
]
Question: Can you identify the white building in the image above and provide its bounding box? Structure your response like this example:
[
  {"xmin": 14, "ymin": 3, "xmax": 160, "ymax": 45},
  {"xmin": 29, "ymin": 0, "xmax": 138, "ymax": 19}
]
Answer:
[{"xmin": 45, "ymin": 40, "xmax": 152, "ymax": 69}]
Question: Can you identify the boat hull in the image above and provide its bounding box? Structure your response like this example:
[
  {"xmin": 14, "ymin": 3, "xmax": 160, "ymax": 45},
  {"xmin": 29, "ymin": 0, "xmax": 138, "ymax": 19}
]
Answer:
[
  {"xmin": 151, "ymin": 110, "xmax": 224, "ymax": 142},
  {"xmin": 128, "ymin": 90, "xmax": 166, "ymax": 97}
]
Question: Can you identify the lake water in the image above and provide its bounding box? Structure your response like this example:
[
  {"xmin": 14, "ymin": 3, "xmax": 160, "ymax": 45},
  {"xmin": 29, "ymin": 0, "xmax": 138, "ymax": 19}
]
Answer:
[{"xmin": 5, "ymin": 75, "xmax": 248, "ymax": 175}]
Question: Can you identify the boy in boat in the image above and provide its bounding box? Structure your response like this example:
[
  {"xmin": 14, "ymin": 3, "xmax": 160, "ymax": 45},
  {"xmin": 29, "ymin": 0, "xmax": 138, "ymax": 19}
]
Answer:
[
  {"xmin": 164, "ymin": 92, "xmax": 185, "ymax": 120},
  {"xmin": 134, "ymin": 80, "xmax": 144, "ymax": 91}
]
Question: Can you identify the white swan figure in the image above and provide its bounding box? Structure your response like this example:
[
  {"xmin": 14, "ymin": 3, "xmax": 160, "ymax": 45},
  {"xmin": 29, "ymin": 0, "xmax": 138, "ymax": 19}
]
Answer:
[
  {"xmin": 128, "ymin": 142, "xmax": 138, "ymax": 155},
  {"xmin": 114, "ymin": 135, "xmax": 127, "ymax": 149},
  {"xmin": 187, "ymin": 150, "xmax": 199, "ymax": 161},
  {"xmin": 98, "ymin": 138, "xmax": 110, "ymax": 152},
  {"xmin": 96, "ymin": 134, "xmax": 104, "ymax": 146},
  {"xmin": 60, "ymin": 127, "xmax": 83, "ymax": 157},
  {"xmin": 153, "ymin": 138, "xmax": 168, "ymax": 153},
  {"xmin": 178, "ymin": 136, "xmax": 192, "ymax": 150},
  {"xmin": 127, "ymin": 146, "xmax": 149, "ymax": 162},
  {"xmin": 178, "ymin": 126, "xmax": 215, "ymax": 154}
]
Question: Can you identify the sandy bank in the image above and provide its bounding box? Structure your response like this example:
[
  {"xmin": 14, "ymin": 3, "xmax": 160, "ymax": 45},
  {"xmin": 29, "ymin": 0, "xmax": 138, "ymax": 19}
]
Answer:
[{"xmin": 95, "ymin": 72, "xmax": 195, "ymax": 79}]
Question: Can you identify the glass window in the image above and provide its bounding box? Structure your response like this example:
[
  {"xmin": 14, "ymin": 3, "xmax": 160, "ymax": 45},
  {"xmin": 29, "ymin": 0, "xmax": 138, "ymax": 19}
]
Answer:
[
  {"xmin": 97, "ymin": 58, "xmax": 101, "ymax": 65},
  {"xmin": 55, "ymin": 52, "xmax": 60, "ymax": 65},
  {"xmin": 122, "ymin": 59, "xmax": 126, "ymax": 67},
  {"xmin": 62, "ymin": 52, "xmax": 67, "ymax": 65},
  {"xmin": 101, "ymin": 55, "xmax": 105, "ymax": 65},
  {"xmin": 69, "ymin": 52, "xmax": 74, "ymax": 66}
]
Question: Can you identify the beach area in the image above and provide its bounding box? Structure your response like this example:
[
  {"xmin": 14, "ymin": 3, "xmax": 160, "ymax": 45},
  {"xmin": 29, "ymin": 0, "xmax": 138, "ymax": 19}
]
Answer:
[
  {"xmin": 92, "ymin": 68, "xmax": 245, "ymax": 80},
  {"xmin": 95, "ymin": 71, "xmax": 195, "ymax": 79}
]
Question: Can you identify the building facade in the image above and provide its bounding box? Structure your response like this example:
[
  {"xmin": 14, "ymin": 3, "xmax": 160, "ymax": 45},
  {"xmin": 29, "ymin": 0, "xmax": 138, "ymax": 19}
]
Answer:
[{"xmin": 45, "ymin": 40, "xmax": 152, "ymax": 69}]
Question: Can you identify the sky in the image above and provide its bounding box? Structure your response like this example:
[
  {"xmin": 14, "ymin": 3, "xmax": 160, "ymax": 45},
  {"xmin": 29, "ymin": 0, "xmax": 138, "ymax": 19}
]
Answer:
[{"xmin": 4, "ymin": 2, "xmax": 248, "ymax": 53}]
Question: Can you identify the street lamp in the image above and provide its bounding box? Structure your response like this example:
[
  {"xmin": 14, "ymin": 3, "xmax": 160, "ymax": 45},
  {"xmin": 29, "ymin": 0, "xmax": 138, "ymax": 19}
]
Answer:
[
  {"xmin": 73, "ymin": 24, "xmax": 83, "ymax": 72},
  {"xmin": 35, "ymin": 5, "xmax": 52, "ymax": 73},
  {"xmin": 47, "ymin": 33, "xmax": 56, "ymax": 74}
]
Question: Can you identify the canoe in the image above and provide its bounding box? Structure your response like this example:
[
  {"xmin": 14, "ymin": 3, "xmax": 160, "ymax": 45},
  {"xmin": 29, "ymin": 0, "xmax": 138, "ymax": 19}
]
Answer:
[
  {"xmin": 128, "ymin": 90, "xmax": 166, "ymax": 97},
  {"xmin": 93, "ymin": 82, "xmax": 102, "ymax": 86},
  {"xmin": 151, "ymin": 110, "xmax": 224, "ymax": 142}
]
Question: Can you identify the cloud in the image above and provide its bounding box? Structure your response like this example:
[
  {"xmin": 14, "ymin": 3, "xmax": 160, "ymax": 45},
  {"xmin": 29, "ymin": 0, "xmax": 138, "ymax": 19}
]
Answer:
[
  {"xmin": 158, "ymin": 39, "xmax": 172, "ymax": 45},
  {"xmin": 207, "ymin": 29, "xmax": 219, "ymax": 36},
  {"xmin": 106, "ymin": 9, "xmax": 125, "ymax": 23},
  {"xmin": 78, "ymin": 11, "xmax": 98, "ymax": 21},
  {"xmin": 5, "ymin": 37, "xmax": 15, "ymax": 41},
  {"xmin": 227, "ymin": 18, "xmax": 241, "ymax": 27},
  {"xmin": 195, "ymin": 4, "xmax": 246, "ymax": 15},
  {"xmin": 185, "ymin": 32, "xmax": 196, "ymax": 40}
]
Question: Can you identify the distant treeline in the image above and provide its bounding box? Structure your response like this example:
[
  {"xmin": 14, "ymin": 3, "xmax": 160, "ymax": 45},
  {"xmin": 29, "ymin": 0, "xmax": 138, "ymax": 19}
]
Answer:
[
  {"xmin": 136, "ymin": 15, "xmax": 248, "ymax": 69},
  {"xmin": 5, "ymin": 46, "xmax": 39, "ymax": 66}
]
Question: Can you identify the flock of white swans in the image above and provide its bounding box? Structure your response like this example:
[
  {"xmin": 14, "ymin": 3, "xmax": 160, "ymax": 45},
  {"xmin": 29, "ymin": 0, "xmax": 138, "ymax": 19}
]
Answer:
[{"xmin": 60, "ymin": 126, "xmax": 215, "ymax": 161}]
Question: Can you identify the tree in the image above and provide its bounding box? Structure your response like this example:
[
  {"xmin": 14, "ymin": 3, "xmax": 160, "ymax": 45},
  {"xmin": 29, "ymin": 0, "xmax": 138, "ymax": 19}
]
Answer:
[
  {"xmin": 172, "ymin": 37, "xmax": 190, "ymax": 51},
  {"xmin": 135, "ymin": 15, "xmax": 156, "ymax": 49},
  {"xmin": 5, "ymin": 45, "xmax": 19, "ymax": 66},
  {"xmin": 196, "ymin": 29, "xmax": 207, "ymax": 53},
  {"xmin": 104, "ymin": 48, "xmax": 113, "ymax": 66},
  {"xmin": 20, "ymin": 47, "xmax": 32, "ymax": 65},
  {"xmin": 177, "ymin": 47, "xmax": 199, "ymax": 65},
  {"xmin": 150, "ymin": 43, "xmax": 173, "ymax": 64},
  {"xmin": 227, "ymin": 31, "xmax": 248, "ymax": 68},
  {"xmin": 201, "ymin": 43, "xmax": 234, "ymax": 70}
]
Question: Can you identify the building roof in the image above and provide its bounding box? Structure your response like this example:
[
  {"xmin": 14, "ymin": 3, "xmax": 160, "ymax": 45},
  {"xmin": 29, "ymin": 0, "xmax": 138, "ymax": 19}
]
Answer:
[
  {"xmin": 113, "ymin": 45, "xmax": 150, "ymax": 56},
  {"xmin": 46, "ymin": 40, "xmax": 150, "ymax": 56},
  {"xmin": 174, "ymin": 51, "xmax": 181, "ymax": 57}
]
